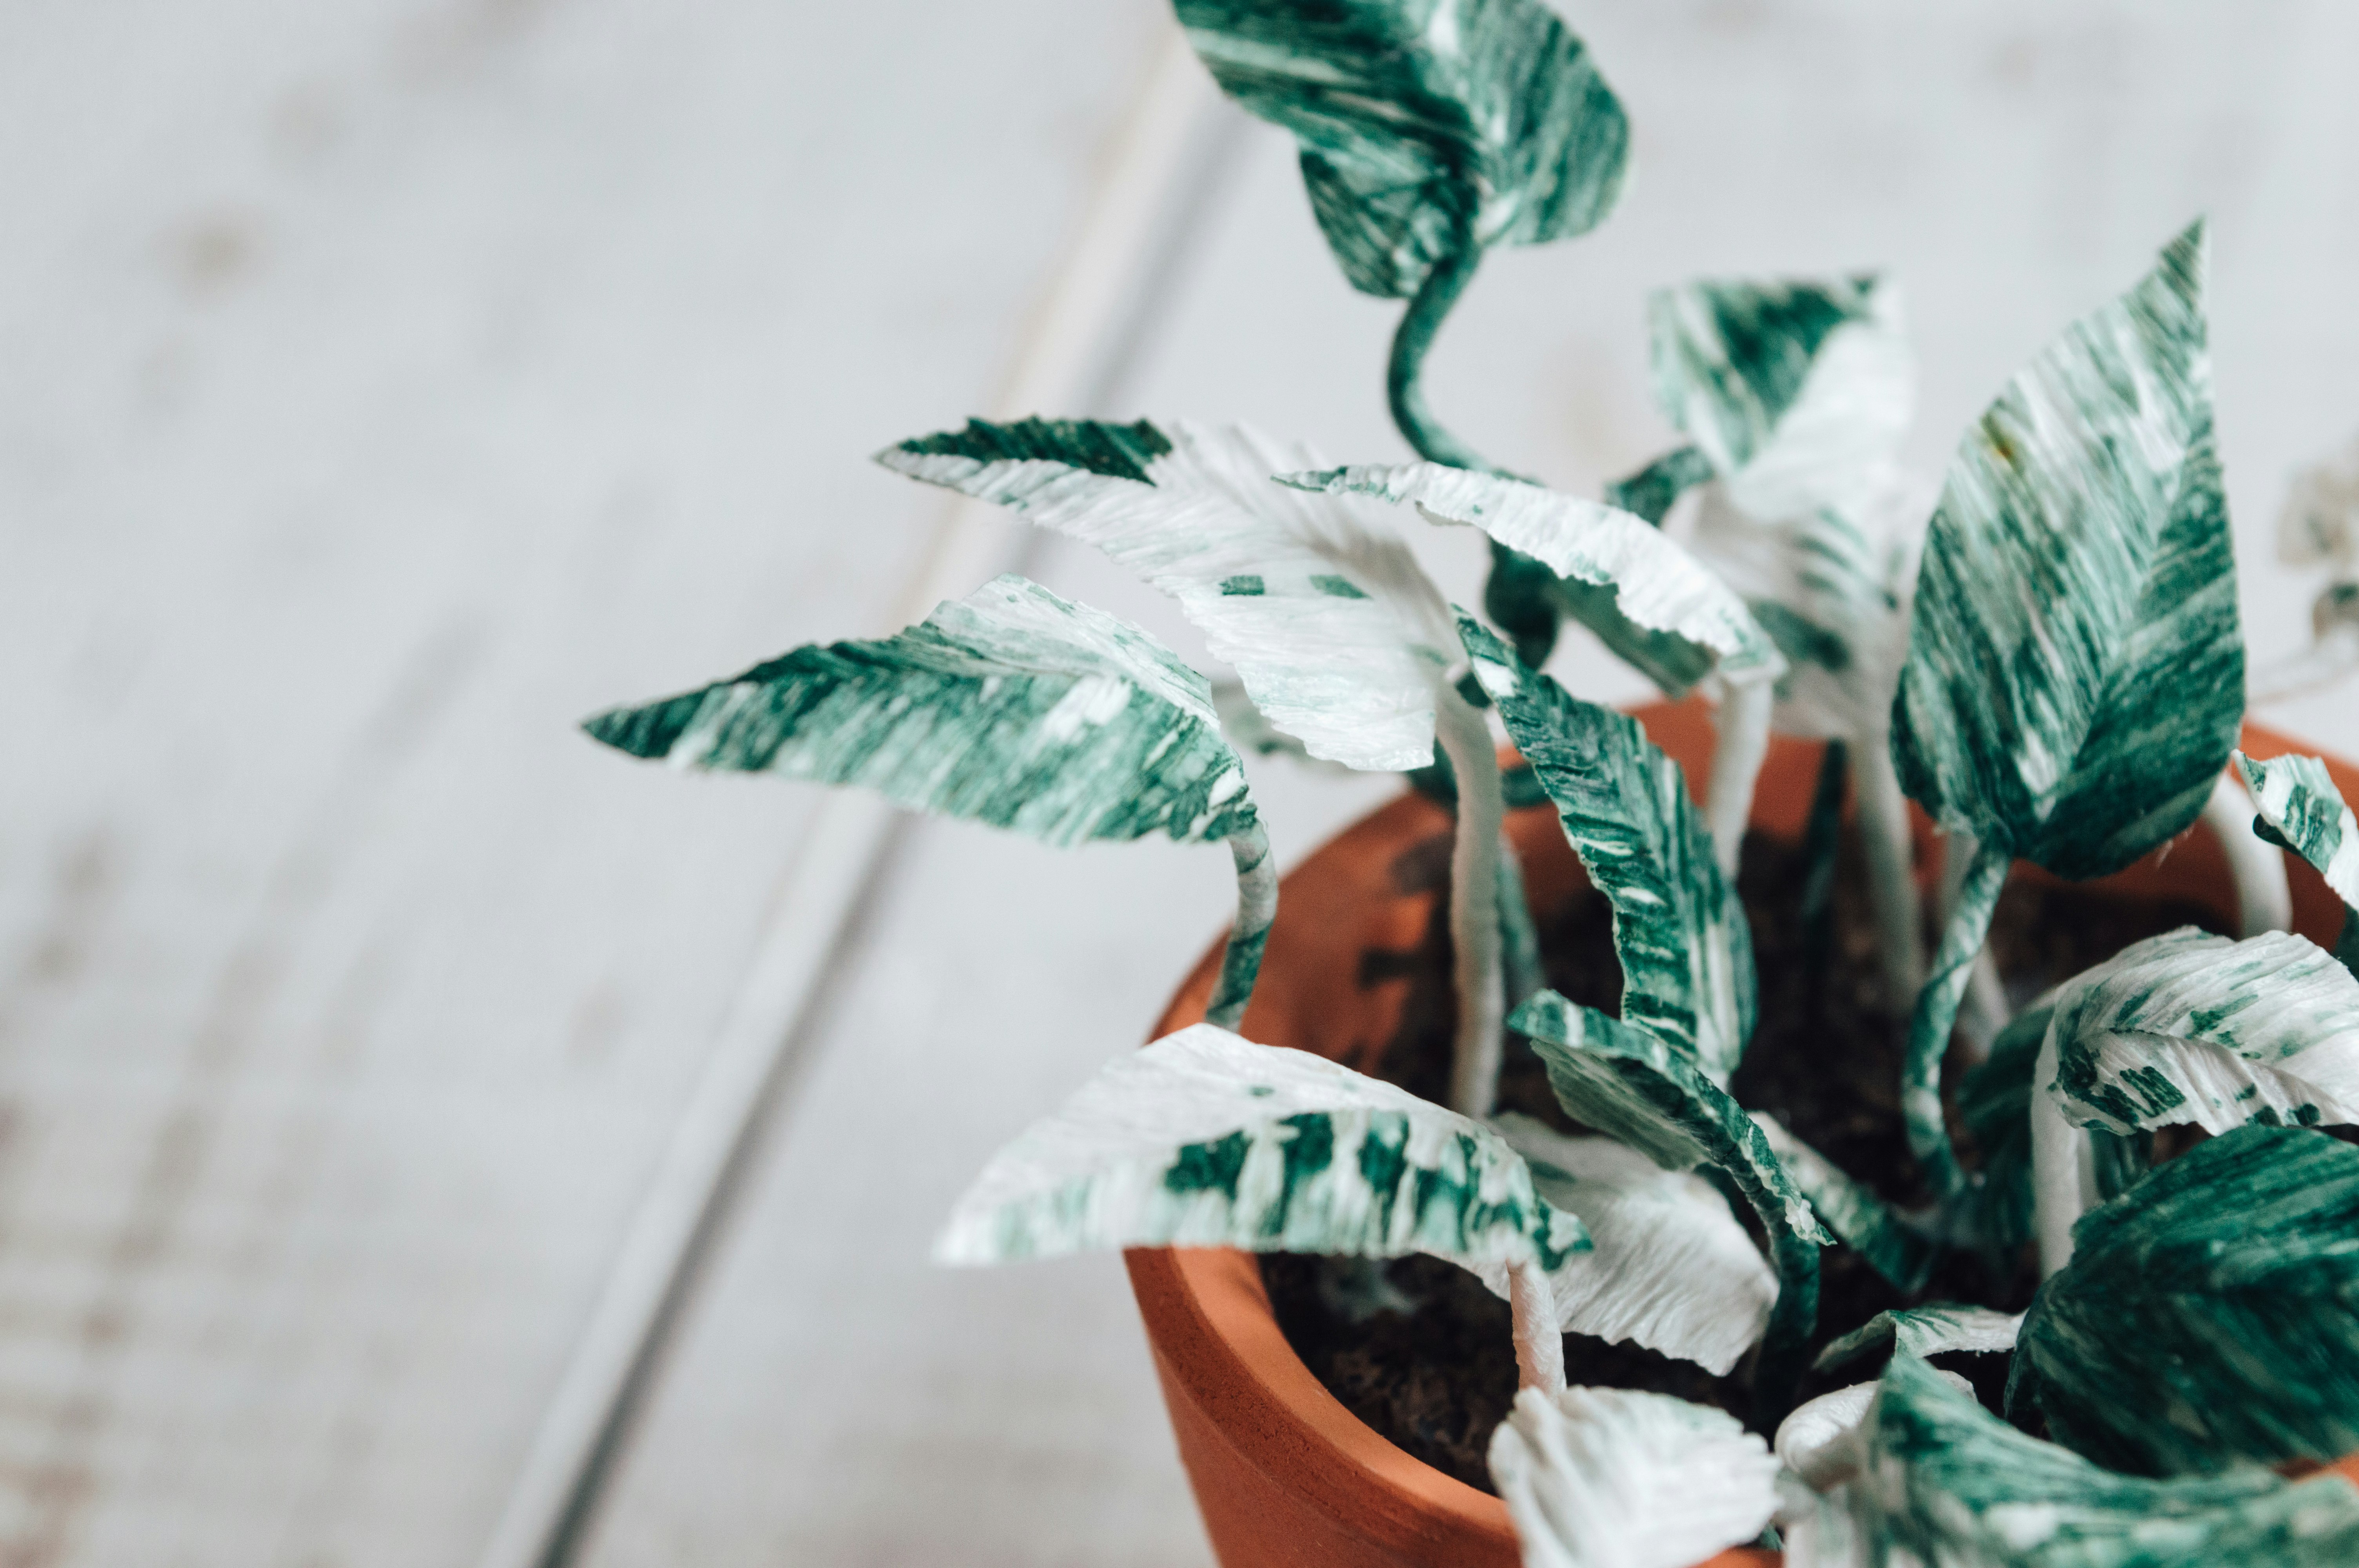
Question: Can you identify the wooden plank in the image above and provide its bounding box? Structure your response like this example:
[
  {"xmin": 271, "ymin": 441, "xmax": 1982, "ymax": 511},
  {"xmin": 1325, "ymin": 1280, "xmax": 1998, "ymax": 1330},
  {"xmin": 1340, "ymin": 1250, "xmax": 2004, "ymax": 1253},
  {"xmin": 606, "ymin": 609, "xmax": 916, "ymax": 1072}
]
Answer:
[{"xmin": 0, "ymin": 0, "xmax": 1160, "ymax": 1563}]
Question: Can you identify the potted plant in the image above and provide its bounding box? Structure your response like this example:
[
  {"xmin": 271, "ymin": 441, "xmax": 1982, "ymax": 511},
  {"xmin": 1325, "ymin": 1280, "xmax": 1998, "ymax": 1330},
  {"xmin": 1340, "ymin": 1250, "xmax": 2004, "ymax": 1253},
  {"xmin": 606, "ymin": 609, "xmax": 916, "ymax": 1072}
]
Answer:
[{"xmin": 584, "ymin": 3, "xmax": 2359, "ymax": 1563}]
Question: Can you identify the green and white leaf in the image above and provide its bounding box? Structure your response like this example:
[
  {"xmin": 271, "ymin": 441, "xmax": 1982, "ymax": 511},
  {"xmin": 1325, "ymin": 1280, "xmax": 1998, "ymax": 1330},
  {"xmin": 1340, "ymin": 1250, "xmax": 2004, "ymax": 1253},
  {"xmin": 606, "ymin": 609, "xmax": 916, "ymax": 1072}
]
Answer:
[
  {"xmin": 1753, "ymin": 1113, "xmax": 1936, "ymax": 1293},
  {"xmin": 1488, "ymin": 1386, "xmax": 1779, "ymax": 1568},
  {"xmin": 2238, "ymin": 751, "xmax": 2359, "ymax": 971},
  {"xmin": 1648, "ymin": 272, "xmax": 1913, "ymax": 522},
  {"xmin": 2046, "ymin": 927, "xmax": 2359, "ymax": 1137},
  {"xmin": 582, "ymin": 573, "xmax": 1254, "ymax": 847},
  {"xmin": 1289, "ymin": 463, "xmax": 1783, "ymax": 696},
  {"xmin": 1891, "ymin": 221, "xmax": 2242, "ymax": 880},
  {"xmin": 2014, "ymin": 1125, "xmax": 2359, "ymax": 1477},
  {"xmin": 1209, "ymin": 678, "xmax": 1354, "ymax": 777},
  {"xmin": 1815, "ymin": 1303, "xmax": 2021, "ymax": 1376},
  {"xmin": 1798, "ymin": 1352, "xmax": 2359, "ymax": 1568},
  {"xmin": 937, "ymin": 1024, "xmax": 1587, "ymax": 1295},
  {"xmin": 878, "ymin": 417, "xmax": 1455, "ymax": 772},
  {"xmin": 1467, "ymin": 622, "xmax": 1755, "ymax": 1084},
  {"xmin": 1495, "ymin": 1114, "xmax": 1774, "ymax": 1376},
  {"xmin": 1954, "ymin": 1001, "xmax": 2059, "ymax": 1257},
  {"xmin": 1174, "ymin": 0, "xmax": 1628, "ymax": 298},
  {"xmin": 1774, "ymin": 1369, "xmax": 1975, "ymax": 1493}
]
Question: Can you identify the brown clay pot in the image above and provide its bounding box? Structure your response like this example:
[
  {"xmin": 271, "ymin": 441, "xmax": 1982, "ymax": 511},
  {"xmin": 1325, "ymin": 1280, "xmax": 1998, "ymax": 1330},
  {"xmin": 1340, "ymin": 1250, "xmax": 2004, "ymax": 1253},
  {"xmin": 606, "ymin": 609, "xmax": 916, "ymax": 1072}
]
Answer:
[{"xmin": 1125, "ymin": 698, "xmax": 2359, "ymax": 1568}]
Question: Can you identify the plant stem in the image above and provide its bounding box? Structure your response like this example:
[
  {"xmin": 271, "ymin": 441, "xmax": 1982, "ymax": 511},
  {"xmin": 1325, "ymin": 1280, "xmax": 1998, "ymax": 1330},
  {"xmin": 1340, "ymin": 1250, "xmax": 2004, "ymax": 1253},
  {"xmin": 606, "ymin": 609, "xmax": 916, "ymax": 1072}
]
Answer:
[
  {"xmin": 1799, "ymin": 740, "xmax": 1848, "ymax": 1009},
  {"xmin": 2029, "ymin": 1020, "xmax": 2094, "ymax": 1277},
  {"xmin": 1939, "ymin": 829, "xmax": 2009, "ymax": 1063},
  {"xmin": 1854, "ymin": 726, "xmax": 1926, "ymax": 1010},
  {"xmin": 1387, "ymin": 242, "xmax": 1493, "ymax": 472},
  {"xmin": 1753, "ymin": 1228, "xmax": 1823, "ymax": 1431},
  {"xmin": 1204, "ymin": 823, "xmax": 1278, "ymax": 1032},
  {"xmin": 1705, "ymin": 679, "xmax": 1774, "ymax": 878},
  {"xmin": 1905, "ymin": 835, "xmax": 2012, "ymax": 1201},
  {"xmin": 1435, "ymin": 682, "xmax": 1507, "ymax": 1119},
  {"xmin": 1507, "ymin": 1258, "xmax": 1565, "ymax": 1394},
  {"xmin": 2204, "ymin": 768, "xmax": 2293, "ymax": 937},
  {"xmin": 1497, "ymin": 832, "xmax": 1543, "ymax": 1014}
]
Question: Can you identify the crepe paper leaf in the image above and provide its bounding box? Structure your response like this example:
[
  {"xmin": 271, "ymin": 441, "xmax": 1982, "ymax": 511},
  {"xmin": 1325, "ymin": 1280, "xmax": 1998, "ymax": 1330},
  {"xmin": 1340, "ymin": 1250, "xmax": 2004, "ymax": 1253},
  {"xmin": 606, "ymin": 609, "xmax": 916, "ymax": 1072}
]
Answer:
[
  {"xmin": 1752, "ymin": 1114, "xmax": 1936, "ymax": 1294},
  {"xmin": 1514, "ymin": 992, "xmax": 1827, "ymax": 1419},
  {"xmin": 877, "ymin": 417, "xmax": 1456, "ymax": 773},
  {"xmin": 1466, "ymin": 622, "xmax": 1756, "ymax": 1085},
  {"xmin": 1488, "ymin": 1386, "xmax": 1780, "ymax": 1568},
  {"xmin": 1815, "ymin": 1304, "xmax": 2021, "ymax": 1376},
  {"xmin": 2013, "ymin": 1126, "xmax": 2359, "ymax": 1479},
  {"xmin": 1496, "ymin": 1114, "xmax": 1775, "ymax": 1376},
  {"xmin": 1773, "ymin": 1369, "xmax": 1976, "ymax": 1493},
  {"xmin": 1174, "ymin": 0, "xmax": 1628, "ymax": 302},
  {"xmin": 1648, "ymin": 272, "xmax": 1914, "ymax": 521},
  {"xmin": 1288, "ymin": 463, "xmax": 1785, "ymax": 697},
  {"xmin": 1817, "ymin": 1352, "xmax": 2359, "ymax": 1568},
  {"xmin": 1892, "ymin": 221, "xmax": 2239, "ymax": 882},
  {"xmin": 2045, "ymin": 927, "xmax": 2359, "ymax": 1138},
  {"xmin": 936, "ymin": 1023, "xmax": 1587, "ymax": 1286},
  {"xmin": 1953, "ymin": 1001, "xmax": 2055, "ymax": 1258},
  {"xmin": 2238, "ymin": 750, "xmax": 2359, "ymax": 973},
  {"xmin": 1603, "ymin": 445, "xmax": 1716, "ymax": 528},
  {"xmin": 1208, "ymin": 678, "xmax": 1353, "ymax": 775}
]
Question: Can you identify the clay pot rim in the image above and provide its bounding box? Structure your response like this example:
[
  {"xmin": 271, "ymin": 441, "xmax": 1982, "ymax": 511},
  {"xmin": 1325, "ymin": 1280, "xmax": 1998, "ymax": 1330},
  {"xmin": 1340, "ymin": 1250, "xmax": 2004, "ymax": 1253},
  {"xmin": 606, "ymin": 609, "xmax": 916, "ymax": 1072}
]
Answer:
[{"xmin": 1127, "ymin": 710, "xmax": 2353, "ymax": 1568}]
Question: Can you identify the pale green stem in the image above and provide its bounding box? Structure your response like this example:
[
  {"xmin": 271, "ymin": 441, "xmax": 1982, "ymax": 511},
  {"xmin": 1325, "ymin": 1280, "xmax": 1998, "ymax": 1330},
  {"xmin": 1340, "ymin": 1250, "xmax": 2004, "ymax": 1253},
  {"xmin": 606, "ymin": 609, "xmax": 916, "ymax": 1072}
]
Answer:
[
  {"xmin": 1853, "ymin": 726, "xmax": 1926, "ymax": 1010},
  {"xmin": 2029, "ymin": 1020, "xmax": 2095, "ymax": 1278},
  {"xmin": 1705, "ymin": 680, "xmax": 1774, "ymax": 878},
  {"xmin": 2205, "ymin": 769, "xmax": 2293, "ymax": 938},
  {"xmin": 1940, "ymin": 829, "xmax": 2010, "ymax": 1062},
  {"xmin": 1906, "ymin": 836, "xmax": 2011, "ymax": 1201},
  {"xmin": 1386, "ymin": 243, "xmax": 1493, "ymax": 473},
  {"xmin": 1435, "ymin": 682, "xmax": 1507, "ymax": 1119},
  {"xmin": 1203, "ymin": 822, "xmax": 1277, "ymax": 1032},
  {"xmin": 1507, "ymin": 1258, "xmax": 1565, "ymax": 1394},
  {"xmin": 1497, "ymin": 832, "xmax": 1543, "ymax": 1014},
  {"xmin": 1755, "ymin": 1228, "xmax": 1824, "ymax": 1430}
]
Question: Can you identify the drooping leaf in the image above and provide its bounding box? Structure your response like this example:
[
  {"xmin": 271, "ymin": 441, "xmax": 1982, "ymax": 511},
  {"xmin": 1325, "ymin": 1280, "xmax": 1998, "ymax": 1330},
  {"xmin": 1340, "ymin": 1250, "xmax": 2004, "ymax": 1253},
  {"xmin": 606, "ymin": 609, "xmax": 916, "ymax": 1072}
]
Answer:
[
  {"xmin": 1488, "ymin": 1386, "xmax": 1779, "ymax": 1568},
  {"xmin": 878, "ymin": 417, "xmax": 1455, "ymax": 772},
  {"xmin": 583, "ymin": 573, "xmax": 1255, "ymax": 848},
  {"xmin": 1773, "ymin": 1369, "xmax": 1976, "ymax": 1493},
  {"xmin": 2045, "ymin": 927, "xmax": 2359, "ymax": 1137},
  {"xmin": 1173, "ymin": 0, "xmax": 1628, "ymax": 299},
  {"xmin": 2238, "ymin": 750, "xmax": 2359, "ymax": 973},
  {"xmin": 1892, "ymin": 221, "xmax": 2241, "ymax": 881},
  {"xmin": 937, "ymin": 1024, "xmax": 1588, "ymax": 1302},
  {"xmin": 1815, "ymin": 1303, "xmax": 2021, "ymax": 1376},
  {"xmin": 1752, "ymin": 1114, "xmax": 1936, "ymax": 1293},
  {"xmin": 1288, "ymin": 463, "xmax": 1784, "ymax": 697},
  {"xmin": 2013, "ymin": 1125, "xmax": 2359, "ymax": 1476},
  {"xmin": 1799, "ymin": 1352, "xmax": 2359, "ymax": 1567},
  {"xmin": 1648, "ymin": 272, "xmax": 1914, "ymax": 521},
  {"xmin": 1496, "ymin": 1114, "xmax": 1774, "ymax": 1376},
  {"xmin": 1466, "ymin": 621, "xmax": 1755, "ymax": 1084}
]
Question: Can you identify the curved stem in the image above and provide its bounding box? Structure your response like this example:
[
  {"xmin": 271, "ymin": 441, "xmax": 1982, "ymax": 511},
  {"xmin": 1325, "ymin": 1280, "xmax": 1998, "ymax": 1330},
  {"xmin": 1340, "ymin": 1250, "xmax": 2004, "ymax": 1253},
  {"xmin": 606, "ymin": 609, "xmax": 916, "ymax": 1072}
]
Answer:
[
  {"xmin": 1854, "ymin": 725, "xmax": 1926, "ymax": 1010},
  {"xmin": 1387, "ymin": 243, "xmax": 1494, "ymax": 472},
  {"xmin": 1753, "ymin": 1228, "xmax": 1823, "ymax": 1432},
  {"xmin": 2205, "ymin": 769, "xmax": 2293, "ymax": 938},
  {"xmin": 2030, "ymin": 1019, "xmax": 2094, "ymax": 1278},
  {"xmin": 1905, "ymin": 835, "xmax": 2012, "ymax": 1201},
  {"xmin": 1203, "ymin": 823, "xmax": 1277, "ymax": 1032},
  {"xmin": 1705, "ymin": 679, "xmax": 1774, "ymax": 878},
  {"xmin": 1435, "ymin": 683, "xmax": 1507, "ymax": 1119},
  {"xmin": 1939, "ymin": 829, "xmax": 2009, "ymax": 1063},
  {"xmin": 1507, "ymin": 1258, "xmax": 1565, "ymax": 1394}
]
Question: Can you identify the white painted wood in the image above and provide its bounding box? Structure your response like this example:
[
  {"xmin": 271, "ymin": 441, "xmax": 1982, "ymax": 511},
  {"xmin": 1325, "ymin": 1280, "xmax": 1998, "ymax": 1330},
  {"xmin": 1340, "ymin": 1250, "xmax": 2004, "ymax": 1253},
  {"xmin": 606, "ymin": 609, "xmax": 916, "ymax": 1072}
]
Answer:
[{"xmin": 0, "ymin": 0, "xmax": 1160, "ymax": 1563}]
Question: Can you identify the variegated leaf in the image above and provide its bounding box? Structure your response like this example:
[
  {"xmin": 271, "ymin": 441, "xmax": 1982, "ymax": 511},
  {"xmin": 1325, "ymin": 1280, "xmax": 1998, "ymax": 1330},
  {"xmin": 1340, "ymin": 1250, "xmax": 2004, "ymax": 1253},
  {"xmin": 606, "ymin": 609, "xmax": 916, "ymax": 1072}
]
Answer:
[
  {"xmin": 1815, "ymin": 1303, "xmax": 2021, "ymax": 1376},
  {"xmin": 2013, "ymin": 1125, "xmax": 2359, "ymax": 1477},
  {"xmin": 1466, "ymin": 621, "xmax": 1755, "ymax": 1085},
  {"xmin": 583, "ymin": 573, "xmax": 1255, "ymax": 848},
  {"xmin": 1892, "ymin": 221, "xmax": 2241, "ymax": 881},
  {"xmin": 936, "ymin": 1024, "xmax": 1588, "ymax": 1299},
  {"xmin": 1496, "ymin": 1114, "xmax": 1774, "ymax": 1376},
  {"xmin": 2047, "ymin": 927, "xmax": 2359, "ymax": 1137},
  {"xmin": 1954, "ymin": 1001, "xmax": 2057, "ymax": 1258},
  {"xmin": 1773, "ymin": 1369, "xmax": 1976, "ymax": 1493},
  {"xmin": 1488, "ymin": 1386, "xmax": 1779, "ymax": 1568},
  {"xmin": 1807, "ymin": 1352, "xmax": 2359, "ymax": 1567},
  {"xmin": 1284, "ymin": 463, "xmax": 1783, "ymax": 696},
  {"xmin": 877, "ymin": 417, "xmax": 1455, "ymax": 773},
  {"xmin": 2238, "ymin": 750, "xmax": 2359, "ymax": 972},
  {"xmin": 1173, "ymin": 0, "xmax": 1627, "ymax": 299},
  {"xmin": 1753, "ymin": 1113, "xmax": 1935, "ymax": 1293},
  {"xmin": 1648, "ymin": 272, "xmax": 1913, "ymax": 522}
]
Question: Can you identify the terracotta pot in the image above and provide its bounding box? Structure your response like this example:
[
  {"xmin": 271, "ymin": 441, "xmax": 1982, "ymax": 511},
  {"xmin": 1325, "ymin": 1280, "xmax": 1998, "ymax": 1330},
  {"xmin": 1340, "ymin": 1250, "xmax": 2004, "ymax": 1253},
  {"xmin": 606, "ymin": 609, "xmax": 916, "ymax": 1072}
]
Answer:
[{"xmin": 1125, "ymin": 698, "xmax": 2359, "ymax": 1568}]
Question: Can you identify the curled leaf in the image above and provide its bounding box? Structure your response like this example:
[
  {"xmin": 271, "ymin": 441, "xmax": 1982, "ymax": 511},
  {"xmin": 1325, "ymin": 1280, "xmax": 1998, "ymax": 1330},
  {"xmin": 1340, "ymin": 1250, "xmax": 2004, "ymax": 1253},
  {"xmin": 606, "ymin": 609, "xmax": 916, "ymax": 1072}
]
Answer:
[
  {"xmin": 1752, "ymin": 1114, "xmax": 1936, "ymax": 1294},
  {"xmin": 1814, "ymin": 1303, "xmax": 2021, "ymax": 1376}
]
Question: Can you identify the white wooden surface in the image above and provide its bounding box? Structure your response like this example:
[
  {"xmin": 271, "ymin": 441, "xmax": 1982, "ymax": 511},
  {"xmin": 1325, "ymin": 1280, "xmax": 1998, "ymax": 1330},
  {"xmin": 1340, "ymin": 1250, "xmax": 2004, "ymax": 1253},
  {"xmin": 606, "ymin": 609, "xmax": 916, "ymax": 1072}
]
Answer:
[{"xmin": 583, "ymin": 6, "xmax": 2359, "ymax": 1566}]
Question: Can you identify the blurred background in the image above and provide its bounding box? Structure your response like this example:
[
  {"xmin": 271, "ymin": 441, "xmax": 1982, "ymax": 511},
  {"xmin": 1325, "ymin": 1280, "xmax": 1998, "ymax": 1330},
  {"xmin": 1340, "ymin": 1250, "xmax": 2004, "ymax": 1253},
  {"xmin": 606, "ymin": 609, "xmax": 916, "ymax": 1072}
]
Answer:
[{"xmin": 4, "ymin": 2, "xmax": 2358, "ymax": 1564}]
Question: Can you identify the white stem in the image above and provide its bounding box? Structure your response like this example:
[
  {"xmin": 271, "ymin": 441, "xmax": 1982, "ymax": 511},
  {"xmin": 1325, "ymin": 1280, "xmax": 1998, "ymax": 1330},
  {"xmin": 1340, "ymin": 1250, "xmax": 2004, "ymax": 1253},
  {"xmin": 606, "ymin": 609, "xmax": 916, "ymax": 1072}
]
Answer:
[
  {"xmin": 1851, "ymin": 729, "xmax": 1925, "ymax": 1008},
  {"xmin": 1706, "ymin": 679, "xmax": 1774, "ymax": 880},
  {"xmin": 2205, "ymin": 769, "xmax": 2293, "ymax": 938},
  {"xmin": 1939, "ymin": 829, "xmax": 2010, "ymax": 1064},
  {"xmin": 2030, "ymin": 1020, "xmax": 2093, "ymax": 1278},
  {"xmin": 1203, "ymin": 823, "xmax": 1278, "ymax": 1032},
  {"xmin": 1507, "ymin": 1259, "xmax": 1565, "ymax": 1394},
  {"xmin": 1435, "ymin": 682, "xmax": 1506, "ymax": 1120}
]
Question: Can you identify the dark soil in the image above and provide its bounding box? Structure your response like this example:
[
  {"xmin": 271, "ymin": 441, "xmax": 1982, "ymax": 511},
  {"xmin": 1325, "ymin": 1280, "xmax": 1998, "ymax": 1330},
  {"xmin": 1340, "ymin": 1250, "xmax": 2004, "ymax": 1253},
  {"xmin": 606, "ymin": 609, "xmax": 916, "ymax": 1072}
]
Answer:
[{"xmin": 1259, "ymin": 818, "xmax": 2231, "ymax": 1494}]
